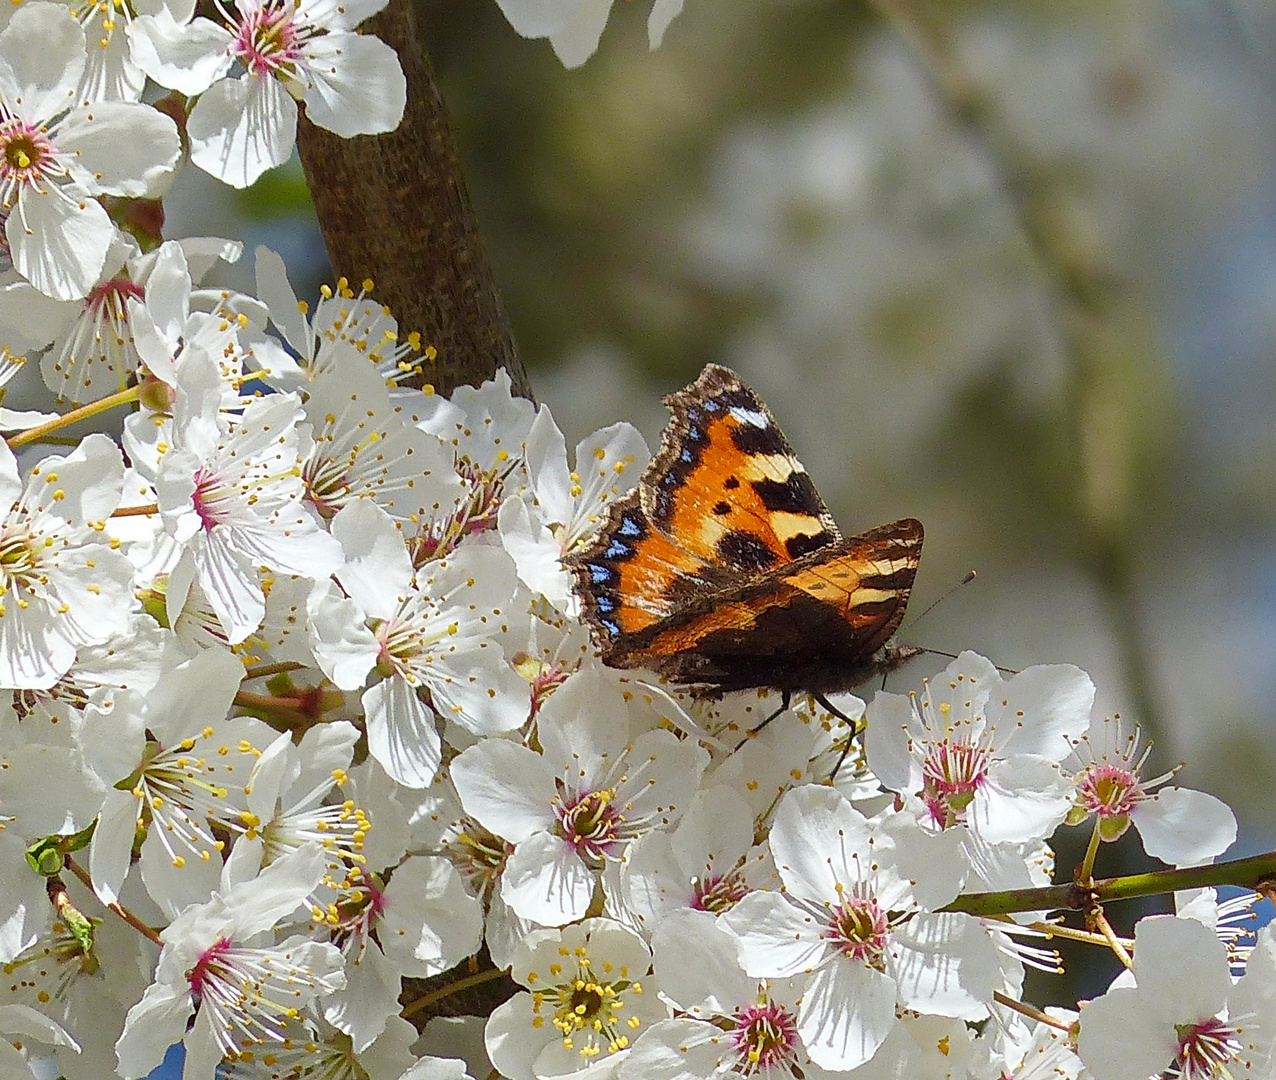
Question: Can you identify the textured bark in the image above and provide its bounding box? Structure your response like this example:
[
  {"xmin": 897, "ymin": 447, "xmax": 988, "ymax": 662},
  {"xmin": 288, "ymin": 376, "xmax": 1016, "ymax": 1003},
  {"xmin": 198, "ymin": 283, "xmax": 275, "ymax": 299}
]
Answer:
[{"xmin": 295, "ymin": 0, "xmax": 531, "ymax": 399}]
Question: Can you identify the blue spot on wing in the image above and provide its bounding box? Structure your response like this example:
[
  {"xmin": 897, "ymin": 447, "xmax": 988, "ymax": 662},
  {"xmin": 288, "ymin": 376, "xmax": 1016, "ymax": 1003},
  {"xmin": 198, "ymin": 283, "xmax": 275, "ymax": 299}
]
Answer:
[
  {"xmin": 604, "ymin": 539, "xmax": 631, "ymax": 560},
  {"xmin": 588, "ymin": 564, "xmax": 614, "ymax": 584},
  {"xmin": 600, "ymin": 616, "xmax": 620, "ymax": 637},
  {"xmin": 618, "ymin": 514, "xmax": 643, "ymax": 537}
]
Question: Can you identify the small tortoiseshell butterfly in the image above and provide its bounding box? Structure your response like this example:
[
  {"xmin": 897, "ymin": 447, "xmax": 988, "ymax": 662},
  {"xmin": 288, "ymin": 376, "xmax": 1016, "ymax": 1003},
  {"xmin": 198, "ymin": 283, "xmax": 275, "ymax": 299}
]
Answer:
[{"xmin": 566, "ymin": 364, "xmax": 923, "ymax": 724}]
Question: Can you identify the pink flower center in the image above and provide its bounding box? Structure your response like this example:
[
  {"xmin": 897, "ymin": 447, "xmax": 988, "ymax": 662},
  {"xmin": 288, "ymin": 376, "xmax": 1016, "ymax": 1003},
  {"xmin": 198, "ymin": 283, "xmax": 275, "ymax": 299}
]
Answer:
[
  {"xmin": 0, "ymin": 121, "xmax": 54, "ymax": 185},
  {"xmin": 691, "ymin": 871, "xmax": 750, "ymax": 914},
  {"xmin": 191, "ymin": 469, "xmax": 233, "ymax": 530},
  {"xmin": 86, "ymin": 276, "xmax": 145, "ymax": 312},
  {"xmin": 329, "ymin": 878, "xmax": 387, "ymax": 947},
  {"xmin": 187, "ymin": 937, "xmax": 233, "ymax": 998},
  {"xmin": 410, "ymin": 458, "xmax": 504, "ymax": 564},
  {"xmin": 921, "ymin": 739, "xmax": 989, "ymax": 827},
  {"xmin": 529, "ymin": 664, "xmax": 570, "ymax": 719},
  {"xmin": 1173, "ymin": 1017, "xmax": 1244, "ymax": 1079},
  {"xmin": 730, "ymin": 1001, "xmax": 799, "ymax": 1074},
  {"xmin": 231, "ymin": 3, "xmax": 303, "ymax": 77},
  {"xmin": 555, "ymin": 788, "xmax": 622, "ymax": 859},
  {"xmin": 826, "ymin": 895, "xmax": 889, "ymax": 965},
  {"xmin": 1075, "ymin": 762, "xmax": 1142, "ymax": 818}
]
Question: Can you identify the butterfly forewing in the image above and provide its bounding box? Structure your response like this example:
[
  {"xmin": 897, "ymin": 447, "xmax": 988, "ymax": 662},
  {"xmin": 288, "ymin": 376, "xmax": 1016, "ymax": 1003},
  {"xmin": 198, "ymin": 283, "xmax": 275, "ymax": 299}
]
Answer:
[{"xmin": 642, "ymin": 365, "xmax": 841, "ymax": 571}]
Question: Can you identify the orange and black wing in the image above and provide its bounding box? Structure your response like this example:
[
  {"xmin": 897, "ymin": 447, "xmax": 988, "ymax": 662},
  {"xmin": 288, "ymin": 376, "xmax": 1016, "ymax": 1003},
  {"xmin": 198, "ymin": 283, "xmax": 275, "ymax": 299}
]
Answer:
[
  {"xmin": 641, "ymin": 364, "xmax": 841, "ymax": 570},
  {"xmin": 567, "ymin": 364, "xmax": 838, "ymax": 661},
  {"xmin": 617, "ymin": 518, "xmax": 924, "ymax": 695},
  {"xmin": 566, "ymin": 364, "xmax": 922, "ymax": 693}
]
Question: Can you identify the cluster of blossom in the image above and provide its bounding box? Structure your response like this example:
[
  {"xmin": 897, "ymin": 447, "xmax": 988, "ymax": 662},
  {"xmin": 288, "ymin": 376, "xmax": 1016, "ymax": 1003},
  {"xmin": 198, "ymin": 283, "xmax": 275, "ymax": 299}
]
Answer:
[{"xmin": 0, "ymin": 220, "xmax": 1263, "ymax": 1080}]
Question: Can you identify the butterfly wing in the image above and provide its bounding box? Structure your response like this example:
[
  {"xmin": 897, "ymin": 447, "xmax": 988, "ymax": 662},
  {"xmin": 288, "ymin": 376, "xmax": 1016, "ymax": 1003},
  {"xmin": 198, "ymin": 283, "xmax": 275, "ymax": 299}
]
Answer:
[
  {"xmin": 567, "ymin": 364, "xmax": 921, "ymax": 689},
  {"xmin": 567, "ymin": 364, "xmax": 837, "ymax": 660},
  {"xmin": 568, "ymin": 493, "xmax": 741, "ymax": 654},
  {"xmin": 618, "ymin": 519, "xmax": 924, "ymax": 693},
  {"xmin": 642, "ymin": 364, "xmax": 842, "ymax": 571}
]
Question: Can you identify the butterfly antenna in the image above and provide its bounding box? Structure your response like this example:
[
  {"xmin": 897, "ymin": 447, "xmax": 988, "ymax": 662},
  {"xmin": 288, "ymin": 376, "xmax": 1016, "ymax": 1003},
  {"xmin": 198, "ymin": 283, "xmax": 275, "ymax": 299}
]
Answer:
[
  {"xmin": 899, "ymin": 570, "xmax": 977, "ymax": 634},
  {"xmin": 899, "ymin": 574, "xmax": 1018, "ymax": 675},
  {"xmin": 907, "ymin": 645, "xmax": 1019, "ymax": 677}
]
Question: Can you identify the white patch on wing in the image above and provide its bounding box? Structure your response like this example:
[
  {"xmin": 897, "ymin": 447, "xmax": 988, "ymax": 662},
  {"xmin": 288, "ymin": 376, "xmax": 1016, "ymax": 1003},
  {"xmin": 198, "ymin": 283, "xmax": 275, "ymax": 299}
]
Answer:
[{"xmin": 728, "ymin": 405, "xmax": 769, "ymax": 428}]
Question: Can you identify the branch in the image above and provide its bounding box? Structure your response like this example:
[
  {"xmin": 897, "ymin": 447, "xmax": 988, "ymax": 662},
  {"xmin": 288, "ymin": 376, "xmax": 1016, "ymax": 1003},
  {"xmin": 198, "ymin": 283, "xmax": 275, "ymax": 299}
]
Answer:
[
  {"xmin": 295, "ymin": 0, "xmax": 530, "ymax": 400},
  {"xmin": 399, "ymin": 946, "xmax": 518, "ymax": 1031},
  {"xmin": 943, "ymin": 850, "xmax": 1276, "ymax": 918}
]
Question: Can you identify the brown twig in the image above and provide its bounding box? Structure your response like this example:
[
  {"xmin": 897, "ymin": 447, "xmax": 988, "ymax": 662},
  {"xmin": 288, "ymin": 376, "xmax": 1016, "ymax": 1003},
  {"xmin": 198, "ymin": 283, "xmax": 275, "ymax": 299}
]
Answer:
[{"xmin": 64, "ymin": 855, "xmax": 164, "ymax": 946}]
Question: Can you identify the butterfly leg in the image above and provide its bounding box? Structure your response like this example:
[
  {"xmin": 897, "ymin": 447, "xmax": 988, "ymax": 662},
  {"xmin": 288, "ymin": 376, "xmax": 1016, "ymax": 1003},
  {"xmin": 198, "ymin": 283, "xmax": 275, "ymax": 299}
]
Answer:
[
  {"xmin": 813, "ymin": 693, "xmax": 863, "ymax": 781},
  {"xmin": 732, "ymin": 689, "xmax": 792, "ymax": 751}
]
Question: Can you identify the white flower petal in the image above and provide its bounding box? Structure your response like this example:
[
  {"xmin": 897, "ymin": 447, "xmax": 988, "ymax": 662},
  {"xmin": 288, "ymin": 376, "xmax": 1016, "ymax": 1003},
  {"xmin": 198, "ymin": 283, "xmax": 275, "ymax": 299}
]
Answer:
[
  {"xmin": 768, "ymin": 784, "xmax": 875, "ymax": 902},
  {"xmin": 1131, "ymin": 786, "xmax": 1237, "ymax": 863},
  {"xmin": 301, "ymin": 31, "xmax": 405, "ymax": 137},
  {"xmin": 992, "ymin": 663, "xmax": 1095, "ymax": 759},
  {"xmin": 381, "ymin": 857, "xmax": 484, "ymax": 973},
  {"xmin": 332, "ymin": 499, "xmax": 415, "ymax": 613},
  {"xmin": 0, "ymin": 5, "xmax": 85, "ymax": 122},
  {"xmin": 8, "ymin": 185, "xmax": 114, "ymax": 301},
  {"xmin": 798, "ymin": 960, "xmax": 897, "ymax": 1072},
  {"xmin": 974, "ymin": 755, "xmax": 1073, "ymax": 844},
  {"xmin": 721, "ymin": 891, "xmax": 828, "ymax": 979},
  {"xmin": 363, "ymin": 676, "xmax": 442, "ymax": 788},
  {"xmin": 485, "ymin": 993, "xmax": 554, "ymax": 1080},
  {"xmin": 187, "ymin": 73, "xmax": 296, "ymax": 188},
  {"xmin": 1077, "ymin": 985, "xmax": 1176, "ymax": 1080},
  {"xmin": 1130, "ymin": 915, "xmax": 1231, "ymax": 1025},
  {"xmin": 324, "ymin": 939, "xmax": 400, "ymax": 1051},
  {"xmin": 450, "ymin": 739, "xmax": 557, "ymax": 842},
  {"xmin": 501, "ymin": 831, "xmax": 594, "ymax": 926},
  {"xmin": 647, "ymin": 0, "xmax": 683, "ymax": 48},
  {"xmin": 889, "ymin": 911, "xmax": 998, "ymax": 1019},
  {"xmin": 115, "ymin": 979, "xmax": 194, "ymax": 1080},
  {"xmin": 57, "ymin": 100, "xmax": 180, "ymax": 196},
  {"xmin": 493, "ymin": 0, "xmax": 584, "ymax": 37},
  {"xmin": 126, "ymin": 12, "xmax": 233, "ymax": 96},
  {"xmin": 548, "ymin": 0, "xmax": 611, "ymax": 68},
  {"xmin": 307, "ymin": 580, "xmax": 379, "ymax": 690},
  {"xmin": 254, "ymin": 245, "xmax": 309, "ymax": 354},
  {"xmin": 651, "ymin": 909, "xmax": 754, "ymax": 1016}
]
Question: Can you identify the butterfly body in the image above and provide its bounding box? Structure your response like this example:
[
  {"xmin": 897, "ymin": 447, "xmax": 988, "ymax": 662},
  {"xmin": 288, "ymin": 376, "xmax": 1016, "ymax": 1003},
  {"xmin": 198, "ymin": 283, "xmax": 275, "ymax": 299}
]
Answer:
[{"xmin": 567, "ymin": 364, "xmax": 923, "ymax": 701}]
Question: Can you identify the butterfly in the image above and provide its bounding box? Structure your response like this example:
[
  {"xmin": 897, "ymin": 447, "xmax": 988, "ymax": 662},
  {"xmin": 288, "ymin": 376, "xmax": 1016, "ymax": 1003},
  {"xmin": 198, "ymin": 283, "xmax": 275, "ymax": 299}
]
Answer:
[{"xmin": 565, "ymin": 363, "xmax": 923, "ymax": 730}]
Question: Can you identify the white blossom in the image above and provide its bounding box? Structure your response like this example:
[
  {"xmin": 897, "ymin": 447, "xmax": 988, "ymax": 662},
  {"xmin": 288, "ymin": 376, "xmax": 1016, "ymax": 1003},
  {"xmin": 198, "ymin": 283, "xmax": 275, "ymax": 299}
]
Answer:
[
  {"xmin": 0, "ymin": 4, "xmax": 179, "ymax": 299},
  {"xmin": 865, "ymin": 651, "xmax": 1094, "ymax": 844},
  {"xmin": 0, "ymin": 434, "xmax": 133, "ymax": 689},
  {"xmin": 115, "ymin": 845, "xmax": 346, "ymax": 1080},
  {"xmin": 485, "ymin": 918, "xmax": 664, "ymax": 1080},
  {"xmin": 128, "ymin": 0, "xmax": 406, "ymax": 188},
  {"xmin": 721, "ymin": 785, "xmax": 1000, "ymax": 1072},
  {"xmin": 450, "ymin": 666, "xmax": 707, "ymax": 926}
]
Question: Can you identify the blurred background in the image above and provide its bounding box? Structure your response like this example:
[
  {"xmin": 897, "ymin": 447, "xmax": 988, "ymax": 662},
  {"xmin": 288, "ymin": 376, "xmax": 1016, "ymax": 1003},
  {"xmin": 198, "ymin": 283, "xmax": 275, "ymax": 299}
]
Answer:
[{"xmin": 159, "ymin": 0, "xmax": 1274, "ymax": 1002}]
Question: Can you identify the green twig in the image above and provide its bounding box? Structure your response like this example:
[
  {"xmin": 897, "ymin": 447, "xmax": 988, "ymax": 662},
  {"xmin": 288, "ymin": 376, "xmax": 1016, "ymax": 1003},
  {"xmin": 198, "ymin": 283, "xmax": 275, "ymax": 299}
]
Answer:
[{"xmin": 944, "ymin": 849, "xmax": 1276, "ymax": 917}]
